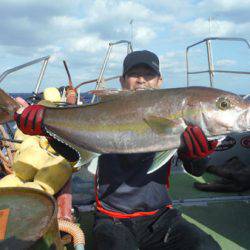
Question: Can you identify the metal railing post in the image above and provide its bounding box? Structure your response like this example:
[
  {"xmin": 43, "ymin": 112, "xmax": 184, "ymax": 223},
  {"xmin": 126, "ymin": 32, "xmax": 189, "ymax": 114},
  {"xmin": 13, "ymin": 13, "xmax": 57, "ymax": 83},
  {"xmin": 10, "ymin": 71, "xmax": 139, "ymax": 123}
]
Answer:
[
  {"xmin": 186, "ymin": 48, "xmax": 190, "ymax": 86},
  {"xmin": 186, "ymin": 37, "xmax": 250, "ymax": 87},
  {"xmin": 206, "ymin": 39, "xmax": 214, "ymax": 87},
  {"xmin": 91, "ymin": 40, "xmax": 133, "ymax": 103},
  {"xmin": 91, "ymin": 44, "xmax": 113, "ymax": 103},
  {"xmin": 34, "ymin": 58, "xmax": 50, "ymax": 94},
  {"xmin": 0, "ymin": 56, "xmax": 50, "ymax": 86}
]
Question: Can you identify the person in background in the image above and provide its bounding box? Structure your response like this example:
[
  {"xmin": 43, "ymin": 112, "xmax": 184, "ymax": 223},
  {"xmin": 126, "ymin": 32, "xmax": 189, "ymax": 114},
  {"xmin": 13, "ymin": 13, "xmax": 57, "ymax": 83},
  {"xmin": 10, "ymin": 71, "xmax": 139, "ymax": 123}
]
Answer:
[{"xmin": 14, "ymin": 50, "xmax": 221, "ymax": 250}]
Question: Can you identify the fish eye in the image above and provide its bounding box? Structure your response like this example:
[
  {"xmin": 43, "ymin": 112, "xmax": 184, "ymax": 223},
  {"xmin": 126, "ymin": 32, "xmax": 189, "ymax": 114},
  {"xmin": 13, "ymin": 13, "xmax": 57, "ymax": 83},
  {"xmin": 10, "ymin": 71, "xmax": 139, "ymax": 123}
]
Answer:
[{"xmin": 216, "ymin": 97, "xmax": 231, "ymax": 110}]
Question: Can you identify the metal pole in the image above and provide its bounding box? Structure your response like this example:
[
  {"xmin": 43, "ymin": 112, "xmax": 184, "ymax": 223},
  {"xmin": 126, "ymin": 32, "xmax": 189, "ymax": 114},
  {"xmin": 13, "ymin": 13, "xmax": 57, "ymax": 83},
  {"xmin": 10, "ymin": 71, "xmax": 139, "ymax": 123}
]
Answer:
[
  {"xmin": 75, "ymin": 75, "xmax": 121, "ymax": 89},
  {"xmin": 209, "ymin": 17, "xmax": 212, "ymax": 36},
  {"xmin": 206, "ymin": 39, "xmax": 214, "ymax": 87},
  {"xmin": 0, "ymin": 56, "xmax": 50, "ymax": 84},
  {"xmin": 186, "ymin": 48, "xmax": 190, "ymax": 86},
  {"xmin": 186, "ymin": 37, "xmax": 250, "ymax": 87},
  {"xmin": 128, "ymin": 42, "xmax": 132, "ymax": 54},
  {"xmin": 34, "ymin": 58, "xmax": 49, "ymax": 94},
  {"xmin": 90, "ymin": 40, "xmax": 133, "ymax": 103},
  {"xmin": 130, "ymin": 19, "xmax": 134, "ymax": 48},
  {"xmin": 91, "ymin": 44, "xmax": 112, "ymax": 103}
]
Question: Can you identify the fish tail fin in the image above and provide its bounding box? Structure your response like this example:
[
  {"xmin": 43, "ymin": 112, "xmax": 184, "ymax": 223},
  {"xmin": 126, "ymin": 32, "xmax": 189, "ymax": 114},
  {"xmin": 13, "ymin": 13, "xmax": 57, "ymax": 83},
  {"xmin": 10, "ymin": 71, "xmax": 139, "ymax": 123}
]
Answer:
[{"xmin": 0, "ymin": 88, "xmax": 20, "ymax": 123}]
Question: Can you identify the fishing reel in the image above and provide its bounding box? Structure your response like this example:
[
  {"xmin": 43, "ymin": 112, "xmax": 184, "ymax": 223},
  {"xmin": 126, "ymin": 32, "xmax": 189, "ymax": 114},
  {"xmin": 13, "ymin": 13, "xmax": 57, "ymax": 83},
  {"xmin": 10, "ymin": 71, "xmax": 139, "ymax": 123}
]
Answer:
[{"xmin": 25, "ymin": 92, "xmax": 43, "ymax": 105}]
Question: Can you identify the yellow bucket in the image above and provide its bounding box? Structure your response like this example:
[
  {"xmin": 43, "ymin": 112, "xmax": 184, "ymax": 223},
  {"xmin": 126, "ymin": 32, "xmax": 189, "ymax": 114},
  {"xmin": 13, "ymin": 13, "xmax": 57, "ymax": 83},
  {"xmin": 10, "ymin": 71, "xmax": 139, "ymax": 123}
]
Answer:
[
  {"xmin": 14, "ymin": 129, "xmax": 36, "ymax": 151},
  {"xmin": 21, "ymin": 181, "xmax": 44, "ymax": 191}
]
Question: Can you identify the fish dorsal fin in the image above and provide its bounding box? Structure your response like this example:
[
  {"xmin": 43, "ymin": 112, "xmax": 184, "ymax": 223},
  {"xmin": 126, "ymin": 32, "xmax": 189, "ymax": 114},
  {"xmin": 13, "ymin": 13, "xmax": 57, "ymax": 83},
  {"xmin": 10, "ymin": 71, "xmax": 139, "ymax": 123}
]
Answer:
[
  {"xmin": 144, "ymin": 115, "xmax": 183, "ymax": 134},
  {"xmin": 90, "ymin": 89, "xmax": 121, "ymax": 96},
  {"xmin": 89, "ymin": 89, "xmax": 132, "ymax": 102}
]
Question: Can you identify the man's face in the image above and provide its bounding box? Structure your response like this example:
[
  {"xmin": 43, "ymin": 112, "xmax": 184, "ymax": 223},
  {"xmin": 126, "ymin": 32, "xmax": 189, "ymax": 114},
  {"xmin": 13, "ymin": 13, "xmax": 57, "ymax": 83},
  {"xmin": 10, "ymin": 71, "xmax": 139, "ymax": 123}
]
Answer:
[{"xmin": 119, "ymin": 65, "xmax": 163, "ymax": 90}]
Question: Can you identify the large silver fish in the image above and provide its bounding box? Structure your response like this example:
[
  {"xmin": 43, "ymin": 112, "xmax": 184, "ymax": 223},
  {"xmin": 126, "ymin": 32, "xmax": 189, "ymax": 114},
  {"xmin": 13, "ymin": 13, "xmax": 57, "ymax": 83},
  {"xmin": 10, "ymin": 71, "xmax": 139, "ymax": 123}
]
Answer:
[{"xmin": 0, "ymin": 87, "xmax": 250, "ymax": 170}]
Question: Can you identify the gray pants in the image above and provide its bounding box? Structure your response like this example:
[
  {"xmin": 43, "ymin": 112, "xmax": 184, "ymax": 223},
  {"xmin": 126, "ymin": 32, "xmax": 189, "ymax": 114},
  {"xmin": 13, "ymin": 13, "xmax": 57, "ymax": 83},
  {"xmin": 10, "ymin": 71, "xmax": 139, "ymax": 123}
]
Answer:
[{"xmin": 93, "ymin": 208, "xmax": 221, "ymax": 250}]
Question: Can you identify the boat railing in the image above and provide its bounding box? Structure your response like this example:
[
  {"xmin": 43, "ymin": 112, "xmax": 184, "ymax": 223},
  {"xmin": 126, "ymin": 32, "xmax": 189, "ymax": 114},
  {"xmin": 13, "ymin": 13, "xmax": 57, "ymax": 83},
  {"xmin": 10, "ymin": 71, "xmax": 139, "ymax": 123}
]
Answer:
[
  {"xmin": 186, "ymin": 37, "xmax": 250, "ymax": 87},
  {"xmin": 90, "ymin": 40, "xmax": 133, "ymax": 103},
  {"xmin": 75, "ymin": 75, "xmax": 121, "ymax": 90},
  {"xmin": 0, "ymin": 56, "xmax": 50, "ymax": 95},
  {"xmin": 0, "ymin": 40, "xmax": 133, "ymax": 106}
]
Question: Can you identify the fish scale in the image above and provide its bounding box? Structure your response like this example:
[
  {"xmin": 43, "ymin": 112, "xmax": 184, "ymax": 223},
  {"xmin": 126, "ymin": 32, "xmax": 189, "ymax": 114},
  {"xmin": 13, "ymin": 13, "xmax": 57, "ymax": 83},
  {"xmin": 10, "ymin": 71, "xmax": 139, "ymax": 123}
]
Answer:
[
  {"xmin": 0, "ymin": 87, "xmax": 250, "ymax": 170},
  {"xmin": 40, "ymin": 87, "xmax": 250, "ymax": 154}
]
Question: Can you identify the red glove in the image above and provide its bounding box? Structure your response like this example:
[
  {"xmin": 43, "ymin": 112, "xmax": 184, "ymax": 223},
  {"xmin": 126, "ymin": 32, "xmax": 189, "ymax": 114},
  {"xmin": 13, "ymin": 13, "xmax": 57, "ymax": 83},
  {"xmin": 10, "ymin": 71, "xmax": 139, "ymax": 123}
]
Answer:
[
  {"xmin": 178, "ymin": 125, "xmax": 218, "ymax": 160},
  {"xmin": 14, "ymin": 105, "xmax": 46, "ymax": 136}
]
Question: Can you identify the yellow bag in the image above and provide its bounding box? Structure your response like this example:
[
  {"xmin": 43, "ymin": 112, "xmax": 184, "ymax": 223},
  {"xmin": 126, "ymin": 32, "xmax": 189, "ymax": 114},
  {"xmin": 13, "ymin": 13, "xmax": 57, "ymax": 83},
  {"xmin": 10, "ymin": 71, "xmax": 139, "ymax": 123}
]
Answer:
[
  {"xmin": 14, "ymin": 129, "xmax": 35, "ymax": 151},
  {"xmin": 0, "ymin": 174, "xmax": 23, "ymax": 187},
  {"xmin": 13, "ymin": 146, "xmax": 51, "ymax": 181},
  {"xmin": 34, "ymin": 156, "xmax": 72, "ymax": 195},
  {"xmin": 14, "ymin": 129, "xmax": 30, "ymax": 141},
  {"xmin": 18, "ymin": 136, "xmax": 40, "ymax": 152}
]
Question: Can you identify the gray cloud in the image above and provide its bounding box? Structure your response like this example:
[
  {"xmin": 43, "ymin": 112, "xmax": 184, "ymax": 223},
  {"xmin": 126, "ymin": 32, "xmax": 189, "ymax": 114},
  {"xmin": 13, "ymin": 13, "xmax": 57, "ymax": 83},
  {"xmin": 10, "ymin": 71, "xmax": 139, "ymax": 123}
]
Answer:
[
  {"xmin": 197, "ymin": 0, "xmax": 250, "ymax": 23},
  {"xmin": 0, "ymin": 1, "xmax": 76, "ymax": 47},
  {"xmin": 0, "ymin": 0, "xmax": 72, "ymax": 20},
  {"xmin": 0, "ymin": 0, "xmax": 249, "ymax": 92},
  {"xmin": 214, "ymin": 10, "xmax": 250, "ymax": 23}
]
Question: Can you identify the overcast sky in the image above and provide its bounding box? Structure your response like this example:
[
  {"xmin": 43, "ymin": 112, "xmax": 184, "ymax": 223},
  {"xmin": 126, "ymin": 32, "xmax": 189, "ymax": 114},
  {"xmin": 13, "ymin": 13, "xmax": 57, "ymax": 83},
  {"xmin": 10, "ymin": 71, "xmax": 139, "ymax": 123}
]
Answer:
[{"xmin": 0, "ymin": 0, "xmax": 250, "ymax": 94}]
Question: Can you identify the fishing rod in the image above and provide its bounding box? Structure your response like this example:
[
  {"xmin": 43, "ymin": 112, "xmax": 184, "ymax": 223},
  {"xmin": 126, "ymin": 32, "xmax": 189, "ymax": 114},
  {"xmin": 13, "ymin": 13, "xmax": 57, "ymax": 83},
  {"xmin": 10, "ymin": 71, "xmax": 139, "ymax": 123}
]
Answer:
[
  {"xmin": 63, "ymin": 60, "xmax": 73, "ymax": 87},
  {"xmin": 63, "ymin": 60, "xmax": 79, "ymax": 104}
]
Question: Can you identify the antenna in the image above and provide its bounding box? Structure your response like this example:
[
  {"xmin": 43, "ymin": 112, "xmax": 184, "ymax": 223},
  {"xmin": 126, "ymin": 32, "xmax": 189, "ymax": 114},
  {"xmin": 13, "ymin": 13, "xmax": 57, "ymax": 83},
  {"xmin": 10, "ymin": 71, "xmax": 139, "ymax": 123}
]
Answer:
[
  {"xmin": 207, "ymin": 17, "xmax": 215, "ymax": 86},
  {"xmin": 209, "ymin": 16, "xmax": 212, "ymax": 36},
  {"xmin": 130, "ymin": 19, "xmax": 134, "ymax": 47}
]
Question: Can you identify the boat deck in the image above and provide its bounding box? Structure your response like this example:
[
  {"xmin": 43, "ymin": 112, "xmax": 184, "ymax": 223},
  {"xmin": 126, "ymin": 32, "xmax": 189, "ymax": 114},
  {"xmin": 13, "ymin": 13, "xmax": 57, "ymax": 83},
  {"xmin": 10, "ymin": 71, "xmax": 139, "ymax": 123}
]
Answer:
[
  {"xmin": 73, "ymin": 170, "xmax": 250, "ymax": 250},
  {"xmin": 170, "ymin": 173, "xmax": 250, "ymax": 250}
]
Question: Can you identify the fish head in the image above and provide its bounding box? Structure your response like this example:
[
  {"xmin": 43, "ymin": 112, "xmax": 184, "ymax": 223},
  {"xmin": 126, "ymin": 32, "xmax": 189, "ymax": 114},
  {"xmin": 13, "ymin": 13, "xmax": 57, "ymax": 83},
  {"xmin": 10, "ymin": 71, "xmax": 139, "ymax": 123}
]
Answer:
[{"xmin": 192, "ymin": 88, "xmax": 250, "ymax": 136}]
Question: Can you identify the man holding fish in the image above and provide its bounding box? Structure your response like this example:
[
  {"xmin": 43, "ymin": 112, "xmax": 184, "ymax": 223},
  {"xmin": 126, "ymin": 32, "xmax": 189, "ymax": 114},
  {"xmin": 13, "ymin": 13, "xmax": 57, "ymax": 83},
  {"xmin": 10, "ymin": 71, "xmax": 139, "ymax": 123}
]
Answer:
[{"xmin": 11, "ymin": 50, "xmax": 222, "ymax": 249}]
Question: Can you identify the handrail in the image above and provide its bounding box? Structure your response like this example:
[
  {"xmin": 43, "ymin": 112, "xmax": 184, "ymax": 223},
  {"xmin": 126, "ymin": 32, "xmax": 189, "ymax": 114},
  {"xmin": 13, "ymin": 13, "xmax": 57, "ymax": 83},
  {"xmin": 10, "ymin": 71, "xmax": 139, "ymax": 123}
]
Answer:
[
  {"xmin": 91, "ymin": 40, "xmax": 133, "ymax": 103},
  {"xmin": 186, "ymin": 37, "xmax": 250, "ymax": 87},
  {"xmin": 188, "ymin": 70, "xmax": 250, "ymax": 75},
  {"xmin": 109, "ymin": 40, "xmax": 133, "ymax": 54},
  {"xmin": 75, "ymin": 75, "xmax": 121, "ymax": 90},
  {"xmin": 186, "ymin": 37, "xmax": 250, "ymax": 51},
  {"xmin": 0, "ymin": 56, "xmax": 50, "ymax": 93}
]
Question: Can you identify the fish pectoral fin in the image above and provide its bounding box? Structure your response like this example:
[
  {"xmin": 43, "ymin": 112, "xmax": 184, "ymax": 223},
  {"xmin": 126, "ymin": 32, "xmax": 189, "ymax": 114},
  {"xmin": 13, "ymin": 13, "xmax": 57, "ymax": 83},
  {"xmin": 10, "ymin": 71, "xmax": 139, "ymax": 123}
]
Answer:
[
  {"xmin": 73, "ymin": 152, "xmax": 99, "ymax": 172},
  {"xmin": 70, "ymin": 146, "xmax": 99, "ymax": 171},
  {"xmin": 147, "ymin": 149, "xmax": 177, "ymax": 174},
  {"xmin": 144, "ymin": 115, "xmax": 182, "ymax": 134}
]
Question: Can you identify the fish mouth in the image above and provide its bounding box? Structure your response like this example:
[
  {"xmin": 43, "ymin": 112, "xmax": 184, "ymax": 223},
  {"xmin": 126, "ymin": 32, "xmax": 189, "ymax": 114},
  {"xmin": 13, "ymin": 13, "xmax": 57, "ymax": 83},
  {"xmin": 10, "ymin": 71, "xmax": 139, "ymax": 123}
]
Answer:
[
  {"xmin": 238, "ymin": 109, "xmax": 250, "ymax": 131},
  {"xmin": 202, "ymin": 108, "xmax": 250, "ymax": 135},
  {"xmin": 201, "ymin": 112, "xmax": 234, "ymax": 135}
]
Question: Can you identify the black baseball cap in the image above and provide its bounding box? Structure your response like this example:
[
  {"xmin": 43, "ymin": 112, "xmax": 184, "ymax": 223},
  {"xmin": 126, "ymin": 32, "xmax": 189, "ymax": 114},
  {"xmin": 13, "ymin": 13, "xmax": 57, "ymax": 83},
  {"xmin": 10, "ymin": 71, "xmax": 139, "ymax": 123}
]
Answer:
[{"xmin": 123, "ymin": 50, "xmax": 160, "ymax": 76}]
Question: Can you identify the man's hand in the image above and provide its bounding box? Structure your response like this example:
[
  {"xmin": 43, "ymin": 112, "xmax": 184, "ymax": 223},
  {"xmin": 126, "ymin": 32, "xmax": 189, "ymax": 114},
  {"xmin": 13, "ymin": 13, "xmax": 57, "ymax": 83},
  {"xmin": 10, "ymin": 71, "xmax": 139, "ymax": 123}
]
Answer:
[
  {"xmin": 178, "ymin": 125, "xmax": 217, "ymax": 160},
  {"xmin": 14, "ymin": 104, "xmax": 46, "ymax": 136}
]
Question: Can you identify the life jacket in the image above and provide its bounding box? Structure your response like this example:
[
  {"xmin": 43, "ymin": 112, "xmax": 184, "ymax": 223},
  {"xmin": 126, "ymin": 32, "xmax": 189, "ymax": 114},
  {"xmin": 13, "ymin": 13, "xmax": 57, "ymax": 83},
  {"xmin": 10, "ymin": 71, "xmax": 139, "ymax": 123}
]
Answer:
[{"xmin": 95, "ymin": 152, "xmax": 173, "ymax": 219}]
